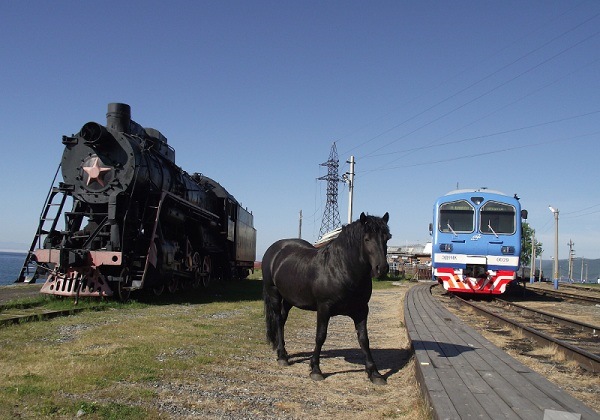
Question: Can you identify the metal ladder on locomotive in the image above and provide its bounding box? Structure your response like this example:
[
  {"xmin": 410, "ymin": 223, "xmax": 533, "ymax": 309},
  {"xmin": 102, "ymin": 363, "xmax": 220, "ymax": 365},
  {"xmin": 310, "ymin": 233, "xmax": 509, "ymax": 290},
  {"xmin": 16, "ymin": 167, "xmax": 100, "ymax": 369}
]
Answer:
[{"xmin": 16, "ymin": 165, "xmax": 67, "ymax": 283}]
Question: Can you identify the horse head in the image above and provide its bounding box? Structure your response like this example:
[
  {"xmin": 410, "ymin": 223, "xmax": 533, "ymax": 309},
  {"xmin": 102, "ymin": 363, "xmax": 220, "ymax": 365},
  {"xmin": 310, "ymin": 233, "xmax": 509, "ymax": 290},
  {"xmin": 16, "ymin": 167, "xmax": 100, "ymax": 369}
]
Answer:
[{"xmin": 359, "ymin": 212, "xmax": 391, "ymax": 279}]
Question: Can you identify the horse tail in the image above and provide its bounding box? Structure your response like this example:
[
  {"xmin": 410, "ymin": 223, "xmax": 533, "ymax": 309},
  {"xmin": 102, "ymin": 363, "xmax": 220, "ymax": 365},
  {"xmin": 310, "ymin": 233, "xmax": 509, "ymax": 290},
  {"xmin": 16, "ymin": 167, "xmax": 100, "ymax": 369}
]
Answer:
[
  {"xmin": 262, "ymin": 247, "xmax": 279, "ymax": 349},
  {"xmin": 263, "ymin": 287, "xmax": 278, "ymax": 349}
]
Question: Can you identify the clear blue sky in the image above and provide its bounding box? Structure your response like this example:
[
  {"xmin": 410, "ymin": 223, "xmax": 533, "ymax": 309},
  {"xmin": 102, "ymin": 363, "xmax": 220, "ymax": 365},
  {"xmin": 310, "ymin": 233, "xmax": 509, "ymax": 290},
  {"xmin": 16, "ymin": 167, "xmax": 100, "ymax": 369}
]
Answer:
[{"xmin": 1, "ymin": 1, "xmax": 599, "ymax": 263}]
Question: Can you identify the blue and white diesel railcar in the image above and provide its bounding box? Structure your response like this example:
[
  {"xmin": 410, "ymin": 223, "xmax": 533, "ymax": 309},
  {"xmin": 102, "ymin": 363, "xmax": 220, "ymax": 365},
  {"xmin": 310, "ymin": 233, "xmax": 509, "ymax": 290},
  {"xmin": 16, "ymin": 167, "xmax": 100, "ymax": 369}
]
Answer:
[{"xmin": 431, "ymin": 189, "xmax": 527, "ymax": 294}]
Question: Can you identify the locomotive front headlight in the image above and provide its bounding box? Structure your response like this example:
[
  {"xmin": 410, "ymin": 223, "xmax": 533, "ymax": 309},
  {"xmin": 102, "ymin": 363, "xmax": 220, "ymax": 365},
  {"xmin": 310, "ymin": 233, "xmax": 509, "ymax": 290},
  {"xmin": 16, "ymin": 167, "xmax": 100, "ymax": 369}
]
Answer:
[
  {"xmin": 501, "ymin": 246, "xmax": 515, "ymax": 255},
  {"xmin": 439, "ymin": 243, "xmax": 453, "ymax": 252}
]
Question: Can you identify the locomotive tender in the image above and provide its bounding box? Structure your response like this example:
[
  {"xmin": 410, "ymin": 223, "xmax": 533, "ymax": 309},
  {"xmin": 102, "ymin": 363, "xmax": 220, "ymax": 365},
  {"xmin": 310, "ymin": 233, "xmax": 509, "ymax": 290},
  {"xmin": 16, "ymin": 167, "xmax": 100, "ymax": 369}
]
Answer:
[
  {"xmin": 18, "ymin": 103, "xmax": 256, "ymax": 300},
  {"xmin": 431, "ymin": 189, "xmax": 527, "ymax": 295}
]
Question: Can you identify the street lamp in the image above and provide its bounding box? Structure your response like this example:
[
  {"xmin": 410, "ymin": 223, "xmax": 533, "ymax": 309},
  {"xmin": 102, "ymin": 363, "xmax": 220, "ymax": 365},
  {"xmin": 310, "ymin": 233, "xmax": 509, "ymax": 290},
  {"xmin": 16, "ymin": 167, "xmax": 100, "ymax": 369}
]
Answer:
[{"xmin": 548, "ymin": 206, "xmax": 559, "ymax": 288}]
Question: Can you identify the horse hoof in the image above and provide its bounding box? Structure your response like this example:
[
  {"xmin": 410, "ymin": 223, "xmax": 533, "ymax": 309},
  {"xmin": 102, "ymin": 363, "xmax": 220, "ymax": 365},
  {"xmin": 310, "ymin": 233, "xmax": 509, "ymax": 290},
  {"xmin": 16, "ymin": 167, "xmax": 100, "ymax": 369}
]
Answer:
[
  {"xmin": 277, "ymin": 358, "xmax": 290, "ymax": 366},
  {"xmin": 370, "ymin": 375, "xmax": 387, "ymax": 386},
  {"xmin": 310, "ymin": 372, "xmax": 325, "ymax": 381}
]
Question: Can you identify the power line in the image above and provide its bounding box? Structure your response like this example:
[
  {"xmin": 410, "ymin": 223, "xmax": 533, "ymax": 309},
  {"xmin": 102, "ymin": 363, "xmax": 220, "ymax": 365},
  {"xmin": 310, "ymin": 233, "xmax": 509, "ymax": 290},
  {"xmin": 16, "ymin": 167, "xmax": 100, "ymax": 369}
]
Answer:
[
  {"xmin": 562, "ymin": 203, "xmax": 600, "ymax": 216},
  {"xmin": 361, "ymin": 130, "xmax": 600, "ymax": 173},
  {"xmin": 364, "ymin": 29, "xmax": 600, "ymax": 175},
  {"xmin": 357, "ymin": 12, "xmax": 600, "ymax": 162},
  {"xmin": 363, "ymin": 110, "xmax": 600, "ymax": 159},
  {"xmin": 338, "ymin": 1, "xmax": 594, "ymax": 158}
]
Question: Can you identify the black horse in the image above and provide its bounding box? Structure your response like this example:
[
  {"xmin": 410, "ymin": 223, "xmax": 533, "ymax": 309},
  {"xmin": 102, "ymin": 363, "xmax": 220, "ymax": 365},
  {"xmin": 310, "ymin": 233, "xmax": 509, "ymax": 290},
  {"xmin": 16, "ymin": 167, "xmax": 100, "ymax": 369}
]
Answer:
[{"xmin": 262, "ymin": 212, "xmax": 391, "ymax": 385}]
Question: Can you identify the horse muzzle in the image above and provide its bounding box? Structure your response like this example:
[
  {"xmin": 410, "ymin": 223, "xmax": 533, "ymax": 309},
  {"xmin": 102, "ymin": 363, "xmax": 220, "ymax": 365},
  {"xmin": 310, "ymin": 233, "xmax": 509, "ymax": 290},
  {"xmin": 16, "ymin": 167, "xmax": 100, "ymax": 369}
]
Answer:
[{"xmin": 373, "ymin": 263, "xmax": 389, "ymax": 279}]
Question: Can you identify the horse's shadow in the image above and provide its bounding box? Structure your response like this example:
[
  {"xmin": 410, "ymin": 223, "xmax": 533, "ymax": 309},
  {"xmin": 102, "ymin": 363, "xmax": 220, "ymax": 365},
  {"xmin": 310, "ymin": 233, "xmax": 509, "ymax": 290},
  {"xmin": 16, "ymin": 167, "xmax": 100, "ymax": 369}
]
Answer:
[{"xmin": 287, "ymin": 347, "xmax": 412, "ymax": 380}]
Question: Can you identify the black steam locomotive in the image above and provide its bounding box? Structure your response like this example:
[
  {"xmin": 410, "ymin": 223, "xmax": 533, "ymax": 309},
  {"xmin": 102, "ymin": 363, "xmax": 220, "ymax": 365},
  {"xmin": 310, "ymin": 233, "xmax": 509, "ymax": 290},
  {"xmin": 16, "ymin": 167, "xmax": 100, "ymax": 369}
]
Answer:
[{"xmin": 17, "ymin": 103, "xmax": 256, "ymax": 300}]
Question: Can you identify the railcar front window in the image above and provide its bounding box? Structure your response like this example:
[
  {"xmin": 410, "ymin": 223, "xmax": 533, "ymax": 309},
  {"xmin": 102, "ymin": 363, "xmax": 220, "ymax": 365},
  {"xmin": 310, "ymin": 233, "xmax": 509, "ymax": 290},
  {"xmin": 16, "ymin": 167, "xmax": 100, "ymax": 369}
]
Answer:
[
  {"xmin": 439, "ymin": 200, "xmax": 474, "ymax": 233},
  {"xmin": 479, "ymin": 201, "xmax": 515, "ymax": 235}
]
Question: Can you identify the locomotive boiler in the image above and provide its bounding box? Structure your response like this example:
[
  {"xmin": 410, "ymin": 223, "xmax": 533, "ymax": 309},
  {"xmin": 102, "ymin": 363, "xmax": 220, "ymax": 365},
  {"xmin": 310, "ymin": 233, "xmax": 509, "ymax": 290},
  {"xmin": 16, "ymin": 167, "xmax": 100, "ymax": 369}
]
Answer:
[{"xmin": 18, "ymin": 103, "xmax": 256, "ymax": 300}]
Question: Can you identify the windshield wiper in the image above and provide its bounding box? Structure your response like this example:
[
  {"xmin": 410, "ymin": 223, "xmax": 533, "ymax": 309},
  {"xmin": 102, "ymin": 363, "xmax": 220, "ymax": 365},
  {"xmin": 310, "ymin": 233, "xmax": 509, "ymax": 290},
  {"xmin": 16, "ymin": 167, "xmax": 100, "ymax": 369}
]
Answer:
[
  {"xmin": 447, "ymin": 223, "xmax": 458, "ymax": 237},
  {"xmin": 488, "ymin": 220, "xmax": 499, "ymax": 238}
]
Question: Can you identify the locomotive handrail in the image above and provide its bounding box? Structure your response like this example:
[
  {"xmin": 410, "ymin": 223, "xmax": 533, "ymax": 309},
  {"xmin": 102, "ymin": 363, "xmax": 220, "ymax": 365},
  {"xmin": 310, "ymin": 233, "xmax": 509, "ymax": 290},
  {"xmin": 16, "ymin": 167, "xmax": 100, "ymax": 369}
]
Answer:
[
  {"xmin": 80, "ymin": 216, "xmax": 109, "ymax": 250},
  {"xmin": 16, "ymin": 163, "xmax": 63, "ymax": 283},
  {"xmin": 161, "ymin": 190, "xmax": 221, "ymax": 222},
  {"xmin": 37, "ymin": 164, "xmax": 63, "ymax": 241}
]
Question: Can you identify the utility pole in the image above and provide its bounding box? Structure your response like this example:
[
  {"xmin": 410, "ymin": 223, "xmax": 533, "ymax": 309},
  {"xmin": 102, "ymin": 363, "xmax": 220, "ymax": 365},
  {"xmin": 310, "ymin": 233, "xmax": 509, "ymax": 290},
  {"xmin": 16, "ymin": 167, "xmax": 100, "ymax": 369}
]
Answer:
[
  {"xmin": 342, "ymin": 156, "xmax": 355, "ymax": 224},
  {"xmin": 529, "ymin": 232, "xmax": 536, "ymax": 283},
  {"xmin": 548, "ymin": 206, "xmax": 559, "ymax": 288},
  {"xmin": 298, "ymin": 210, "xmax": 302, "ymax": 239},
  {"xmin": 567, "ymin": 239, "xmax": 575, "ymax": 282}
]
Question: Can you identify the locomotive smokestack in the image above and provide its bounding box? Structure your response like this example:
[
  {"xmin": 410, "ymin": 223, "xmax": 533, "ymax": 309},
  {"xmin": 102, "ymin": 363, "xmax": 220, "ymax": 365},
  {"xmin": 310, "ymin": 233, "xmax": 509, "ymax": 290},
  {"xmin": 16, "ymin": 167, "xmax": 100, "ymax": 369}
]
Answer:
[
  {"xmin": 80, "ymin": 122, "xmax": 114, "ymax": 148},
  {"xmin": 106, "ymin": 103, "xmax": 131, "ymax": 133}
]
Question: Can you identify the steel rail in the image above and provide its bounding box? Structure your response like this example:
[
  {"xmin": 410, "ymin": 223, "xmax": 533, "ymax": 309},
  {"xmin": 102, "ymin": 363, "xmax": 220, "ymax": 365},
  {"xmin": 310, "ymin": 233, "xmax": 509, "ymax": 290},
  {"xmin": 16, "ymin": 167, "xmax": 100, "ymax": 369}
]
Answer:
[
  {"xmin": 453, "ymin": 295, "xmax": 600, "ymax": 373},
  {"xmin": 525, "ymin": 285, "xmax": 600, "ymax": 305},
  {"xmin": 0, "ymin": 306, "xmax": 105, "ymax": 328},
  {"xmin": 495, "ymin": 298, "xmax": 600, "ymax": 335}
]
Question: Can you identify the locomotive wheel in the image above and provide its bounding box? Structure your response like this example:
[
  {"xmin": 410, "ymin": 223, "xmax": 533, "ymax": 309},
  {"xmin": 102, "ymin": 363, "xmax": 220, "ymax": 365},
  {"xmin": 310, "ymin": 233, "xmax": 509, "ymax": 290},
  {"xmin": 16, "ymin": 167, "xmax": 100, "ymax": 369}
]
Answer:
[
  {"xmin": 168, "ymin": 277, "xmax": 178, "ymax": 293},
  {"xmin": 202, "ymin": 256, "xmax": 212, "ymax": 288},
  {"xmin": 192, "ymin": 252, "xmax": 201, "ymax": 271},
  {"xmin": 115, "ymin": 268, "xmax": 132, "ymax": 302},
  {"xmin": 152, "ymin": 284, "xmax": 165, "ymax": 296},
  {"xmin": 192, "ymin": 252, "xmax": 202, "ymax": 288}
]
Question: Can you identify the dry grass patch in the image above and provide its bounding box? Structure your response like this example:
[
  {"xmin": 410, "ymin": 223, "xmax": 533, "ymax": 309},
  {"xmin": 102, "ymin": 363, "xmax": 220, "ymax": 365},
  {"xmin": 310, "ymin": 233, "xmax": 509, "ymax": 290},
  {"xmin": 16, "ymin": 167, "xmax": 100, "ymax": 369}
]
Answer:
[{"xmin": 0, "ymin": 280, "xmax": 425, "ymax": 419}]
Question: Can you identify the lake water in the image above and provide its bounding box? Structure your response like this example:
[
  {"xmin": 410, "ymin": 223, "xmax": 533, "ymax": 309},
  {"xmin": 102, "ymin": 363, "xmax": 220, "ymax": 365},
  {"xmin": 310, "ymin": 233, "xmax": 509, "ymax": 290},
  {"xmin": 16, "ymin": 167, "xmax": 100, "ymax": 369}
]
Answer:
[{"xmin": 0, "ymin": 251, "xmax": 28, "ymax": 286}]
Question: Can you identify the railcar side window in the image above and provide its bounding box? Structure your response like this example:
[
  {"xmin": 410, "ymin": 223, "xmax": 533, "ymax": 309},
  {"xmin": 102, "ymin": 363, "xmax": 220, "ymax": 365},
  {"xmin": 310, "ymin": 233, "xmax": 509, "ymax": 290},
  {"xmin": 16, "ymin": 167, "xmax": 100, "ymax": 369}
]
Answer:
[
  {"xmin": 479, "ymin": 201, "xmax": 515, "ymax": 235},
  {"xmin": 438, "ymin": 200, "xmax": 474, "ymax": 233}
]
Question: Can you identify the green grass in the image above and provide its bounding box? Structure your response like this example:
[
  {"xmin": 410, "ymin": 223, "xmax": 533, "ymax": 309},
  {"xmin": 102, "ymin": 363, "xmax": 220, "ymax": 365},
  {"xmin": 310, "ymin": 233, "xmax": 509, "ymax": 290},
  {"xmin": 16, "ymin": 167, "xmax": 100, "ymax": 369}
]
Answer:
[
  {"xmin": 0, "ymin": 278, "xmax": 268, "ymax": 419},
  {"xmin": 0, "ymin": 275, "xmax": 409, "ymax": 419},
  {"xmin": 250, "ymin": 268, "xmax": 407, "ymax": 289}
]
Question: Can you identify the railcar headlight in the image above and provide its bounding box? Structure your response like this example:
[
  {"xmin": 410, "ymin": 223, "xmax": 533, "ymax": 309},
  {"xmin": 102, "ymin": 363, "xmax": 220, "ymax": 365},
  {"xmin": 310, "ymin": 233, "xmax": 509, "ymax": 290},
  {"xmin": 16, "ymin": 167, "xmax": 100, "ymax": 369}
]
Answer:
[
  {"xmin": 501, "ymin": 246, "xmax": 515, "ymax": 255},
  {"xmin": 439, "ymin": 243, "xmax": 453, "ymax": 252}
]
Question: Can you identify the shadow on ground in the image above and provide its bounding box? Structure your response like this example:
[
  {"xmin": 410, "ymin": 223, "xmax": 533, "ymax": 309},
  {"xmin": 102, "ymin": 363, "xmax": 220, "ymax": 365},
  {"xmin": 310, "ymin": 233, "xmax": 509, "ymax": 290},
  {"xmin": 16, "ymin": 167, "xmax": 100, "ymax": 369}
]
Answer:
[{"xmin": 288, "ymin": 347, "xmax": 413, "ymax": 380}]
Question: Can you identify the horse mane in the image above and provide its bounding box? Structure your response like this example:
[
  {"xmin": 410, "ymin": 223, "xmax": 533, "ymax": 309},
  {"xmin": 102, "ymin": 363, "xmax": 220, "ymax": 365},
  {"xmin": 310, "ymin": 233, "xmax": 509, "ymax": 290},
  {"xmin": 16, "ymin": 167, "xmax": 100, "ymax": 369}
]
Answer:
[{"xmin": 324, "ymin": 214, "xmax": 390, "ymax": 253}]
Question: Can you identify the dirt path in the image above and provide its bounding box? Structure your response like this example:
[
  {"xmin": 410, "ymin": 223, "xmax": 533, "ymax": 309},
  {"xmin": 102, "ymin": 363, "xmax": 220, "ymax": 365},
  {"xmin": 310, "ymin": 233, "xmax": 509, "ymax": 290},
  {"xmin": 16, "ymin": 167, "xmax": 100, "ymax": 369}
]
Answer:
[
  {"xmin": 146, "ymin": 285, "xmax": 426, "ymax": 419},
  {"xmin": 0, "ymin": 282, "xmax": 426, "ymax": 418}
]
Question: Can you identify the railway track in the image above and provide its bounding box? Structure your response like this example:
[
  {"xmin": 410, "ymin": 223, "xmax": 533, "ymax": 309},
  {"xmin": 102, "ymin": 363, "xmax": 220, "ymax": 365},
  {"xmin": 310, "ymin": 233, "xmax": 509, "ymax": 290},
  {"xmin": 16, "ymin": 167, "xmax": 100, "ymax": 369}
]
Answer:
[
  {"xmin": 445, "ymin": 292, "xmax": 600, "ymax": 372},
  {"xmin": 525, "ymin": 283, "xmax": 600, "ymax": 305},
  {"xmin": 0, "ymin": 303, "xmax": 105, "ymax": 327},
  {"xmin": 496, "ymin": 298, "xmax": 599, "ymax": 335}
]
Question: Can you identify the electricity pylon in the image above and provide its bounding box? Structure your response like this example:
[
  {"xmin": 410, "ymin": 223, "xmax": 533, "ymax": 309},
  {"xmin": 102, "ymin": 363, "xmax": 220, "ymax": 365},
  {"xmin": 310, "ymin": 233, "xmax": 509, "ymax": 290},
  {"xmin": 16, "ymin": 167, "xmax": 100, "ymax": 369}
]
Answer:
[{"xmin": 318, "ymin": 143, "xmax": 342, "ymax": 238}]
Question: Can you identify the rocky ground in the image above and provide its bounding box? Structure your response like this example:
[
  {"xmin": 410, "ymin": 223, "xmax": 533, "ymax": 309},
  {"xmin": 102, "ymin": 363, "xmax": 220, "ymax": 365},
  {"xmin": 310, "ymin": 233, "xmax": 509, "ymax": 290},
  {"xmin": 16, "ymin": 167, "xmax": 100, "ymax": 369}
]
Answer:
[
  {"xmin": 131, "ymin": 285, "xmax": 427, "ymax": 419},
  {"xmin": 0, "ymin": 283, "xmax": 425, "ymax": 419}
]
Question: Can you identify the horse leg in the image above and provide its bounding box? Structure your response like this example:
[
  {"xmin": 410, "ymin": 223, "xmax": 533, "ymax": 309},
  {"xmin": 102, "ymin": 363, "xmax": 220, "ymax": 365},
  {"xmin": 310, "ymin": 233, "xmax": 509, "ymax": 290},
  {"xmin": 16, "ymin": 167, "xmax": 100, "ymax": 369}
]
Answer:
[
  {"xmin": 276, "ymin": 300, "xmax": 293, "ymax": 366},
  {"xmin": 309, "ymin": 309, "xmax": 330, "ymax": 381},
  {"xmin": 352, "ymin": 311, "xmax": 386, "ymax": 385}
]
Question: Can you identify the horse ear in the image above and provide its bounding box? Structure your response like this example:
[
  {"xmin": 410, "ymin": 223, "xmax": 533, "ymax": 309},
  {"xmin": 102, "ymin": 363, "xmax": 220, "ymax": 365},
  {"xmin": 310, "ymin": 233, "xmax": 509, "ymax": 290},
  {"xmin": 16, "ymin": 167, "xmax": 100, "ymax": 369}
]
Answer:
[
  {"xmin": 360, "ymin": 212, "xmax": 367, "ymax": 223},
  {"xmin": 383, "ymin": 212, "xmax": 389, "ymax": 223}
]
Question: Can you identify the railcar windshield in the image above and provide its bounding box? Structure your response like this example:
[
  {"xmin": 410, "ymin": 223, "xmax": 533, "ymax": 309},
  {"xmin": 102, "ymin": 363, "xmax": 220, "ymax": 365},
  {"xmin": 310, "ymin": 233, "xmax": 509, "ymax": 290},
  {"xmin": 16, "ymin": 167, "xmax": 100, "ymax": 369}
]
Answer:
[
  {"xmin": 479, "ymin": 201, "xmax": 516, "ymax": 235},
  {"xmin": 438, "ymin": 200, "xmax": 474, "ymax": 234}
]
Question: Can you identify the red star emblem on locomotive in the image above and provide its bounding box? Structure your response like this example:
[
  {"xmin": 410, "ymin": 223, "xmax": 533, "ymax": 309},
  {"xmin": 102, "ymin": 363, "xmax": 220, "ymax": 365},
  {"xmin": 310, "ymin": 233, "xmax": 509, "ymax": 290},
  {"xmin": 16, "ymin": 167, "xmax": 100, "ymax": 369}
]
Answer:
[{"xmin": 83, "ymin": 157, "xmax": 111, "ymax": 186}]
